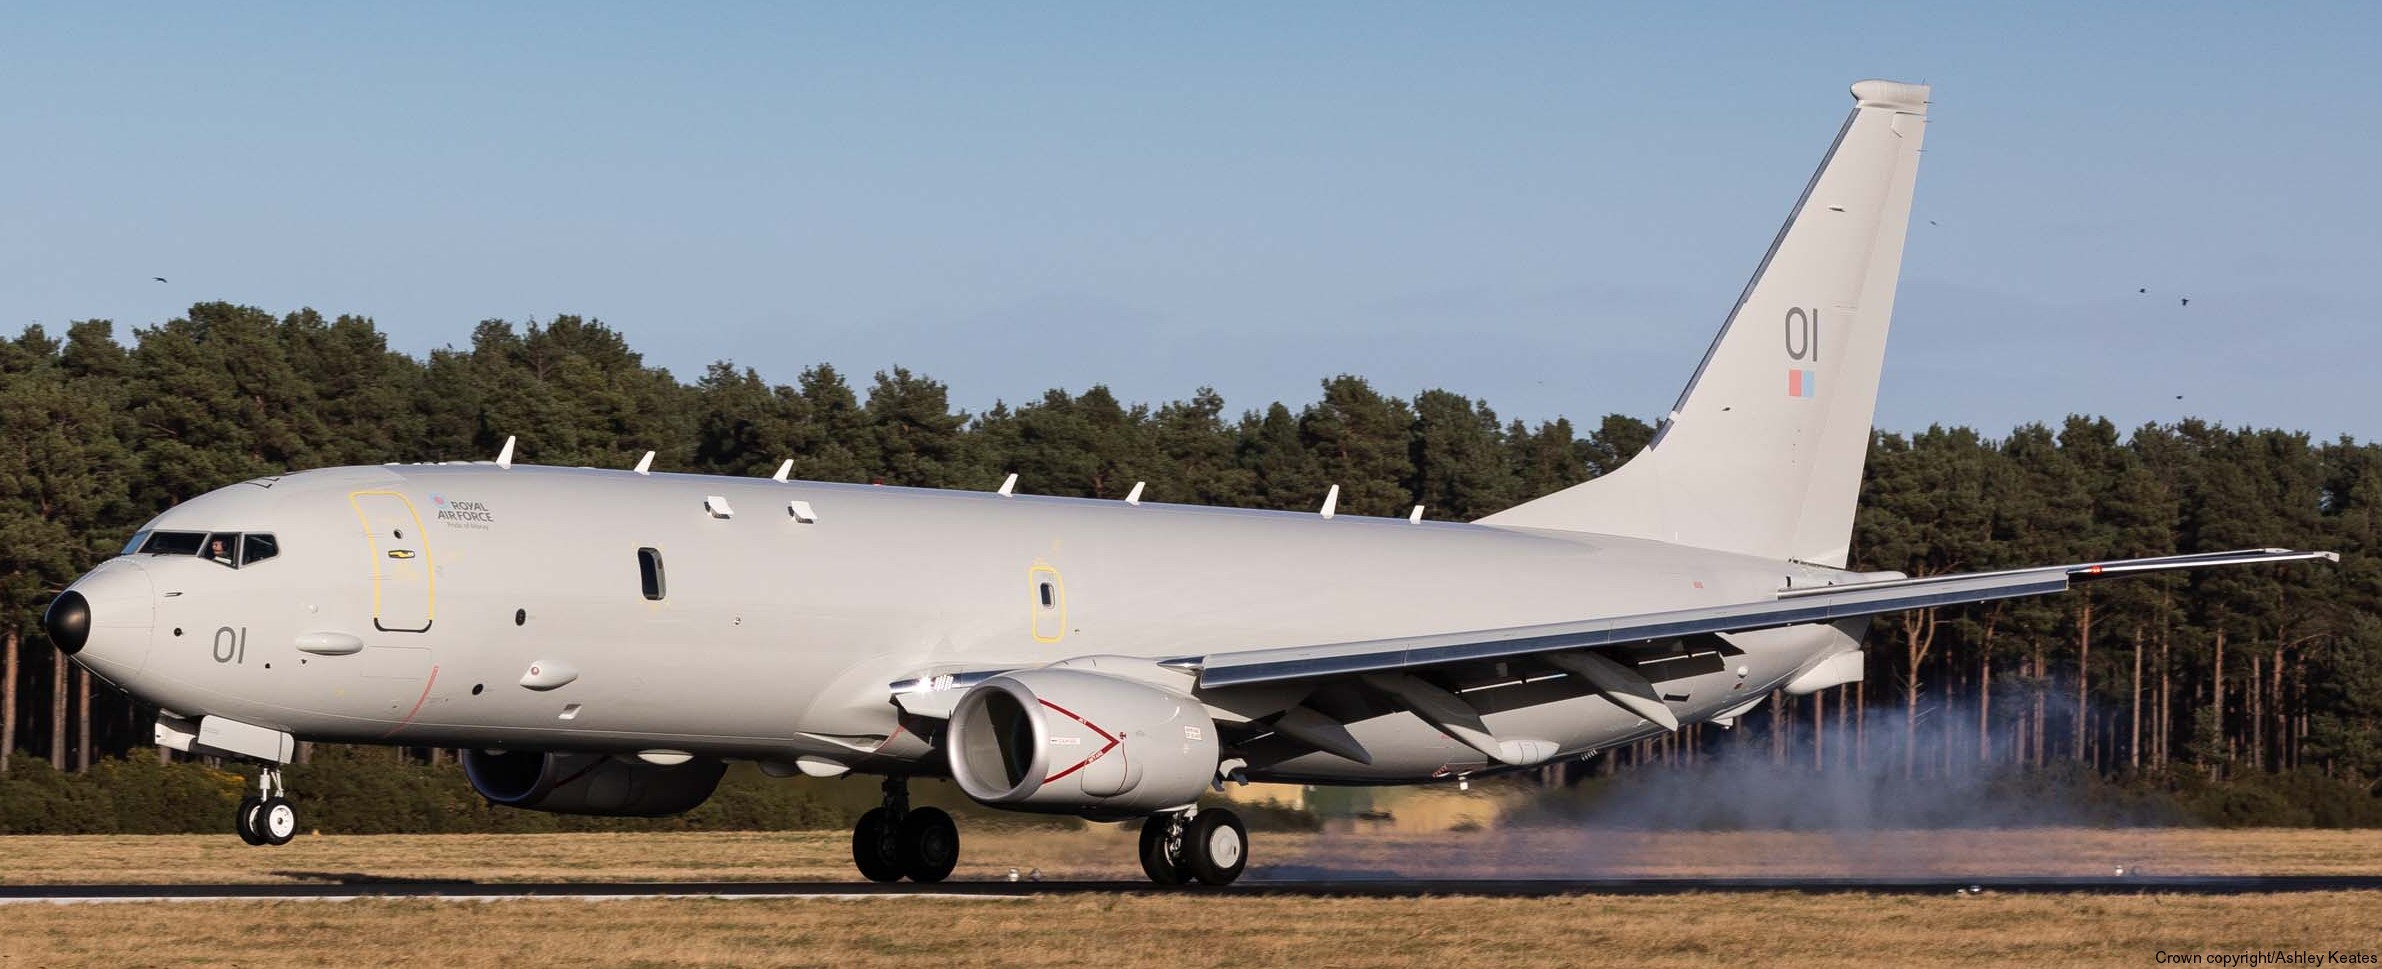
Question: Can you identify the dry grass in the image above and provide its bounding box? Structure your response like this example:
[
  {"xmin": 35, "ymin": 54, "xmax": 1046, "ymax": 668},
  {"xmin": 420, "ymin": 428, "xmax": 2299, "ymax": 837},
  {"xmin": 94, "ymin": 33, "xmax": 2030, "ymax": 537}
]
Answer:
[
  {"xmin": 1, "ymin": 892, "xmax": 2377, "ymax": 969},
  {"xmin": 3, "ymin": 827, "xmax": 2381, "ymax": 885}
]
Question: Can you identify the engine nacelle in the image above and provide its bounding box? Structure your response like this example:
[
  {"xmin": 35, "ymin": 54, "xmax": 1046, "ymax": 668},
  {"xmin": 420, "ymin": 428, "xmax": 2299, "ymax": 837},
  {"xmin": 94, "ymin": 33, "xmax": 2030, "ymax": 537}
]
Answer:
[
  {"xmin": 461, "ymin": 749, "xmax": 726, "ymax": 817},
  {"xmin": 947, "ymin": 668, "xmax": 1218, "ymax": 818}
]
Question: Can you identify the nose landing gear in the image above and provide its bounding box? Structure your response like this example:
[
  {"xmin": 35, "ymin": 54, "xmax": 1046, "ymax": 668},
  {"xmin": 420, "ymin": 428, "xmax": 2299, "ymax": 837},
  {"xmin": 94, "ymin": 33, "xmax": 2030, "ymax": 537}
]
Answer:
[
  {"xmin": 1138, "ymin": 807, "xmax": 1246, "ymax": 886},
  {"xmin": 851, "ymin": 777, "xmax": 959, "ymax": 883},
  {"xmin": 233, "ymin": 767, "xmax": 298, "ymax": 847}
]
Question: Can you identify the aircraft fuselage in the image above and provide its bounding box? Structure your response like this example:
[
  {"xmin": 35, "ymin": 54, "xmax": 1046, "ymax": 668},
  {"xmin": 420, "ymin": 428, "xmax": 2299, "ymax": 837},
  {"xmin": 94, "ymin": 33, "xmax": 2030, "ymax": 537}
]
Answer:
[{"xmin": 69, "ymin": 462, "xmax": 1856, "ymax": 784}]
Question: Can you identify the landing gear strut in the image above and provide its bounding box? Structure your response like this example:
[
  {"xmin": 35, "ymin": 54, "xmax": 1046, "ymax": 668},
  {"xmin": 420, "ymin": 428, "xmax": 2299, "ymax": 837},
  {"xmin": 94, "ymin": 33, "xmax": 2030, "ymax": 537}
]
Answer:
[
  {"xmin": 851, "ymin": 777, "xmax": 959, "ymax": 884},
  {"xmin": 1139, "ymin": 807, "xmax": 1246, "ymax": 886},
  {"xmin": 234, "ymin": 766, "xmax": 298, "ymax": 847}
]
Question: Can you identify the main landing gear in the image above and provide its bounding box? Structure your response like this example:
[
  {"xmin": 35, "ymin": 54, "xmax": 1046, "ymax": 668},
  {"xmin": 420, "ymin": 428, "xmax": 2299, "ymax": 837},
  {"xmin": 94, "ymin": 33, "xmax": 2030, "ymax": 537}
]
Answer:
[
  {"xmin": 1139, "ymin": 807, "xmax": 1247, "ymax": 886},
  {"xmin": 852, "ymin": 777, "xmax": 959, "ymax": 884},
  {"xmin": 234, "ymin": 766, "xmax": 299, "ymax": 847}
]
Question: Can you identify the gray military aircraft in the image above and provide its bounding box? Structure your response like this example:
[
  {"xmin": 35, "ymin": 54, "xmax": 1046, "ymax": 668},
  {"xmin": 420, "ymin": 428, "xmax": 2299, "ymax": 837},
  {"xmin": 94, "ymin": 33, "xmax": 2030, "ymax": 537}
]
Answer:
[{"xmin": 42, "ymin": 80, "xmax": 2333, "ymax": 886}]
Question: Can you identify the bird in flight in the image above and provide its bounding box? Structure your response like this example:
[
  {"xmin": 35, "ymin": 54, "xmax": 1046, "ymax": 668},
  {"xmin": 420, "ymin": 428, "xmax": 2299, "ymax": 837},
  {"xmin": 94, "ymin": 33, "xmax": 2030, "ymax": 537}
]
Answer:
[
  {"xmin": 2138, "ymin": 288, "xmax": 2148, "ymax": 294},
  {"xmin": 152, "ymin": 277, "xmax": 167, "ymax": 283},
  {"xmin": 2179, "ymin": 297, "xmax": 2190, "ymax": 307}
]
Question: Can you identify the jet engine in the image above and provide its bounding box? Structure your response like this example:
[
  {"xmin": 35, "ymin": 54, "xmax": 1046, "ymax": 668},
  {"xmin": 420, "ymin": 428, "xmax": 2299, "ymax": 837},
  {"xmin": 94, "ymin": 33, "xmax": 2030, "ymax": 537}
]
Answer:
[
  {"xmin": 461, "ymin": 749, "xmax": 726, "ymax": 817},
  {"xmin": 946, "ymin": 668, "xmax": 1219, "ymax": 818}
]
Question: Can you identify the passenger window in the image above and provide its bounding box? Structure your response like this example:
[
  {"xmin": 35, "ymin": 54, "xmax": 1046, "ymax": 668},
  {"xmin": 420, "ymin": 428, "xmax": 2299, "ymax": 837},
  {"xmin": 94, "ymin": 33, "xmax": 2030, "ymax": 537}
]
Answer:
[
  {"xmin": 638, "ymin": 547, "xmax": 666, "ymax": 600},
  {"xmin": 139, "ymin": 531, "xmax": 207, "ymax": 557},
  {"xmin": 239, "ymin": 534, "xmax": 279, "ymax": 566},
  {"xmin": 1038, "ymin": 582, "xmax": 1056, "ymax": 609}
]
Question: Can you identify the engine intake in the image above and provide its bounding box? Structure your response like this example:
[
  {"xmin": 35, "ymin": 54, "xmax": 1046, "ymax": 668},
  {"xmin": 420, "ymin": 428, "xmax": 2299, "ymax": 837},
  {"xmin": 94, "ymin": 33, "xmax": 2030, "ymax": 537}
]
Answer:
[
  {"xmin": 947, "ymin": 668, "xmax": 1218, "ymax": 818},
  {"xmin": 461, "ymin": 749, "xmax": 725, "ymax": 816}
]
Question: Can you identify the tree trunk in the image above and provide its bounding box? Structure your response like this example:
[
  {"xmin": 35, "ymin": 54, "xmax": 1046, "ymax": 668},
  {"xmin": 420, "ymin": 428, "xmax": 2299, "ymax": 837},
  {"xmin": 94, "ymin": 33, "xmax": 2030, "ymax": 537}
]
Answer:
[
  {"xmin": 2270, "ymin": 642, "xmax": 2285, "ymax": 773},
  {"xmin": 1771, "ymin": 691, "xmax": 1788, "ymax": 767},
  {"xmin": 2158, "ymin": 625, "xmax": 2172, "ymax": 769},
  {"xmin": 2014, "ymin": 651, "xmax": 2028, "ymax": 768},
  {"xmin": 1942, "ymin": 646, "xmax": 1957, "ymax": 777},
  {"xmin": 1812, "ymin": 687, "xmax": 1825, "ymax": 772},
  {"xmin": 1941, "ymin": 650, "xmax": 1956, "ymax": 776},
  {"xmin": 1836, "ymin": 684, "xmax": 1851, "ymax": 774},
  {"xmin": 2010, "ymin": 693, "xmax": 2024, "ymax": 770},
  {"xmin": 2029, "ymin": 644, "xmax": 2046, "ymax": 768},
  {"xmin": 2074, "ymin": 597, "xmax": 2092, "ymax": 762},
  {"xmin": 75, "ymin": 666, "xmax": 91, "ymax": 773},
  {"xmin": 2249, "ymin": 652, "xmax": 2264, "ymax": 772},
  {"xmin": 1855, "ymin": 679, "xmax": 1867, "ymax": 771},
  {"xmin": 2130, "ymin": 626, "xmax": 2144, "ymax": 772},
  {"xmin": 1902, "ymin": 609, "xmax": 1939, "ymax": 780},
  {"xmin": 2213, "ymin": 628, "xmax": 2227, "ymax": 775},
  {"xmin": 2290, "ymin": 653, "xmax": 2308, "ymax": 771},
  {"xmin": 2, "ymin": 626, "xmax": 18, "ymax": 774},
  {"xmin": 1978, "ymin": 647, "xmax": 1992, "ymax": 766},
  {"xmin": 50, "ymin": 645, "xmax": 67, "ymax": 767}
]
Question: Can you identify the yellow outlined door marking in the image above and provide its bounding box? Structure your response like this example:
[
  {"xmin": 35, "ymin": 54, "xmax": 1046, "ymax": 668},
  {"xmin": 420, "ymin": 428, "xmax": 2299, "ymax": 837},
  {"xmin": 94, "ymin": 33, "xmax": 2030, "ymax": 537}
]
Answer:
[
  {"xmin": 1028, "ymin": 563, "xmax": 1066, "ymax": 643},
  {"xmin": 350, "ymin": 491, "xmax": 435, "ymax": 633}
]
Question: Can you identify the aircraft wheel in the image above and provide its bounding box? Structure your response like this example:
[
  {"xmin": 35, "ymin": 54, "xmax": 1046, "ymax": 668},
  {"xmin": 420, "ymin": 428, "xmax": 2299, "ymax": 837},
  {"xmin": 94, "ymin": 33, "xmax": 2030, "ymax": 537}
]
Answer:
[
  {"xmin": 851, "ymin": 807, "xmax": 904, "ymax": 883},
  {"xmin": 1184, "ymin": 808, "xmax": 1246, "ymax": 886},
  {"xmin": 234, "ymin": 796, "xmax": 268, "ymax": 846},
  {"xmin": 898, "ymin": 807, "xmax": 960, "ymax": 883},
  {"xmin": 258, "ymin": 797, "xmax": 299, "ymax": 846},
  {"xmin": 1138, "ymin": 813, "xmax": 1187, "ymax": 885}
]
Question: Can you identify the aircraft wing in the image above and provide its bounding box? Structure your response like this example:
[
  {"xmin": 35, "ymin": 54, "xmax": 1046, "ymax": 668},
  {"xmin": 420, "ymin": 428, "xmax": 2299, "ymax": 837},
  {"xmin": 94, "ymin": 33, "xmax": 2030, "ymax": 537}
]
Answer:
[{"xmin": 1178, "ymin": 548, "xmax": 2337, "ymax": 690}]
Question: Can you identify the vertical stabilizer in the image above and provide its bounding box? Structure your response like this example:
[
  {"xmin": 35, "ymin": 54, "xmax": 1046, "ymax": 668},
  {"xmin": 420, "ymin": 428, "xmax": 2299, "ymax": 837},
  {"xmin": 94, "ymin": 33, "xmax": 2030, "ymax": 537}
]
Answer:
[{"xmin": 1480, "ymin": 80, "xmax": 1929, "ymax": 567}]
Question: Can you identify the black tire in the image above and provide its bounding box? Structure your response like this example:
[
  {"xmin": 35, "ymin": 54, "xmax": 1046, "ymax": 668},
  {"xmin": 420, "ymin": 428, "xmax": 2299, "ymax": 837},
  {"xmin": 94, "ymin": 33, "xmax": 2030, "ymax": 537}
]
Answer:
[
  {"xmin": 1184, "ymin": 808, "xmax": 1247, "ymax": 886},
  {"xmin": 897, "ymin": 807, "xmax": 960, "ymax": 883},
  {"xmin": 1138, "ymin": 814, "xmax": 1187, "ymax": 885},
  {"xmin": 851, "ymin": 807, "xmax": 903, "ymax": 883},
  {"xmin": 258, "ymin": 797, "xmax": 299, "ymax": 846},
  {"xmin": 234, "ymin": 796, "xmax": 267, "ymax": 846}
]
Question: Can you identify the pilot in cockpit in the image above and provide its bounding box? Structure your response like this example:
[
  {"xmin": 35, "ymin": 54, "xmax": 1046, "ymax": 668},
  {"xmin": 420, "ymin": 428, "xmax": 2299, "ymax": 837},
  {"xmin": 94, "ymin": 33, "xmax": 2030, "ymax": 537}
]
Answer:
[{"xmin": 208, "ymin": 537, "xmax": 234, "ymax": 566}]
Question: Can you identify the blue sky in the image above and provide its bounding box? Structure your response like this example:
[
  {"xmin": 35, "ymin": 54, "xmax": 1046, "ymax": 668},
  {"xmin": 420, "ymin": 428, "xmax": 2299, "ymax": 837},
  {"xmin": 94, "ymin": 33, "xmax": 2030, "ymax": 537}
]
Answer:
[{"xmin": 4, "ymin": 3, "xmax": 2375, "ymax": 440}]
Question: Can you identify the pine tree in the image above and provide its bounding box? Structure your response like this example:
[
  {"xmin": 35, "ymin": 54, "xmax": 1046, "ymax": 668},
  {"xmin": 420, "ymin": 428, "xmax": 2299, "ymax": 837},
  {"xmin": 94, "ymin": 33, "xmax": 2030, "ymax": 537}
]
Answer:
[
  {"xmin": 1298, "ymin": 376, "xmax": 1415, "ymax": 517},
  {"xmin": 862, "ymin": 368, "xmax": 975, "ymax": 488},
  {"xmin": 1407, "ymin": 389, "xmax": 1520, "ymax": 521}
]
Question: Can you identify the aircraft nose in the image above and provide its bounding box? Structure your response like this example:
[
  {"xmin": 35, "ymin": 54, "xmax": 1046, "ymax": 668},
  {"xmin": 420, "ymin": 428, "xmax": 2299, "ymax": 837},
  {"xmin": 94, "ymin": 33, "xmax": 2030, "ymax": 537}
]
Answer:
[
  {"xmin": 43, "ymin": 591, "xmax": 90, "ymax": 654},
  {"xmin": 52, "ymin": 559, "xmax": 156, "ymax": 679}
]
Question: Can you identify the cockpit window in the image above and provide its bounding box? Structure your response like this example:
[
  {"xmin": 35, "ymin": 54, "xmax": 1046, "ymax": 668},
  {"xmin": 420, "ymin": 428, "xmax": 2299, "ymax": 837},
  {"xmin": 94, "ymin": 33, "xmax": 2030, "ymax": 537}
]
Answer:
[
  {"xmin": 120, "ymin": 531, "xmax": 152, "ymax": 556},
  {"xmin": 137, "ymin": 531, "xmax": 208, "ymax": 557},
  {"xmin": 132, "ymin": 530, "xmax": 280, "ymax": 568}
]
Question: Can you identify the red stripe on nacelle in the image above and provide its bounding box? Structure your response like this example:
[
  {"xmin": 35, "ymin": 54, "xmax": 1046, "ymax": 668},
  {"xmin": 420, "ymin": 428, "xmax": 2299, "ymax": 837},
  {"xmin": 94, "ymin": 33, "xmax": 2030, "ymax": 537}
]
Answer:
[{"xmin": 1038, "ymin": 698, "xmax": 1122, "ymax": 784}]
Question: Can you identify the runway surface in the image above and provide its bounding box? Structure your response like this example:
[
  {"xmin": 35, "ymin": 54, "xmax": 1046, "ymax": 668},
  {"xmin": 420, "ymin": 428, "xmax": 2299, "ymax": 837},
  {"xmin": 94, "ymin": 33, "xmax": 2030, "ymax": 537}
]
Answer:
[{"xmin": 6, "ymin": 873, "xmax": 2381, "ymax": 903}]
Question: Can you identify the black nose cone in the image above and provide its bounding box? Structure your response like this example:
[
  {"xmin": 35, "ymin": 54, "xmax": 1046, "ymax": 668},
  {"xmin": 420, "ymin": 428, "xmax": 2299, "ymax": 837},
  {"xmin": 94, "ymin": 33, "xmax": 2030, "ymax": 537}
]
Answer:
[{"xmin": 44, "ymin": 590, "xmax": 90, "ymax": 655}]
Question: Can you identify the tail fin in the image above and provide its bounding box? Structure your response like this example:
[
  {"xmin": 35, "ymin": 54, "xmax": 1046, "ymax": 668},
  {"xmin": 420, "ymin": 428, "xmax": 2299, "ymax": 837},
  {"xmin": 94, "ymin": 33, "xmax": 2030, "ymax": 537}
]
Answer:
[{"xmin": 1479, "ymin": 79, "xmax": 1929, "ymax": 567}]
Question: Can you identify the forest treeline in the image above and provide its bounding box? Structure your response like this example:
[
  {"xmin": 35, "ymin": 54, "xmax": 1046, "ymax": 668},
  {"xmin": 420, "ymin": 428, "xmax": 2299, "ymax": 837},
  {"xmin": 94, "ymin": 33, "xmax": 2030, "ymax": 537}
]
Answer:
[{"xmin": 3, "ymin": 303, "xmax": 2379, "ymax": 827}]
